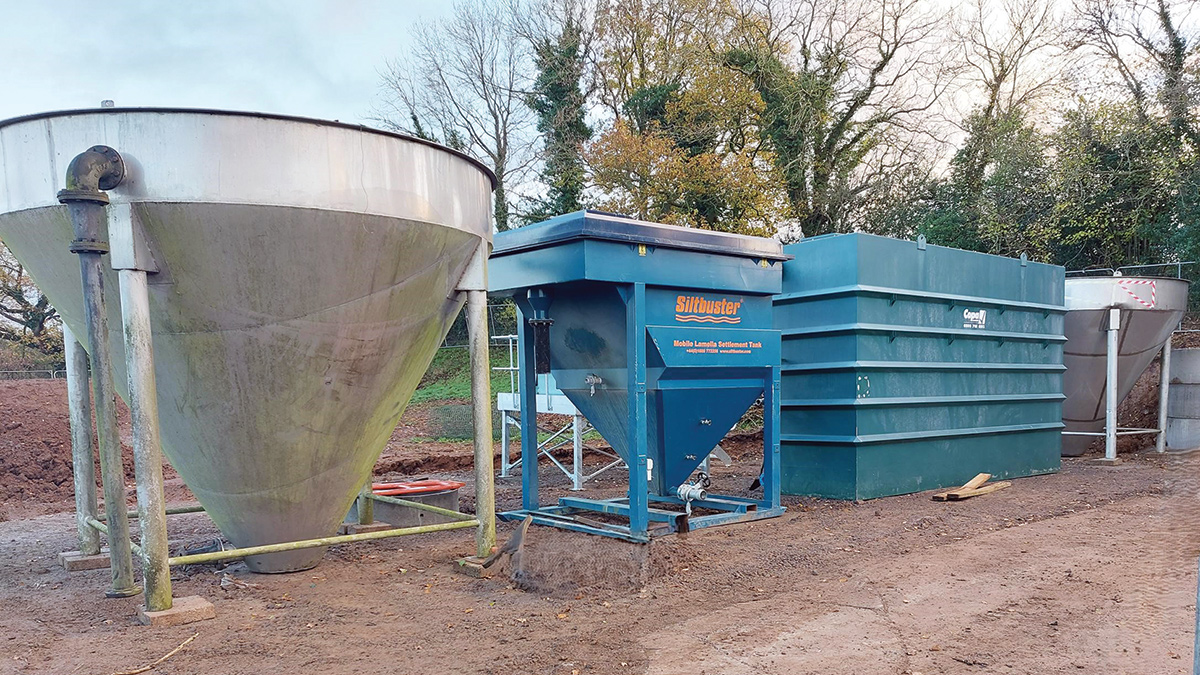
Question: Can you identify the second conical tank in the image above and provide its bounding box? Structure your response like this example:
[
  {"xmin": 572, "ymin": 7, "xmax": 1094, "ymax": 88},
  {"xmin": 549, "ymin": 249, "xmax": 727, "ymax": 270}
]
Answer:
[{"xmin": 1061, "ymin": 276, "xmax": 1188, "ymax": 456}]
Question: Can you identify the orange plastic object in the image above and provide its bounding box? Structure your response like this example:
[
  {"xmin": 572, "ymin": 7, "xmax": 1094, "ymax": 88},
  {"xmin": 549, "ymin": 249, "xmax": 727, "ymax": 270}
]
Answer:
[{"xmin": 371, "ymin": 479, "xmax": 465, "ymax": 496}]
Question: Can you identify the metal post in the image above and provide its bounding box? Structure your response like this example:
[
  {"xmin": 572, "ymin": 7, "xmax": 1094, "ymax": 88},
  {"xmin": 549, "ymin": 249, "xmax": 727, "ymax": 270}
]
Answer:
[
  {"xmin": 626, "ymin": 283, "xmax": 649, "ymax": 539},
  {"xmin": 466, "ymin": 288, "xmax": 496, "ymax": 558},
  {"xmin": 58, "ymin": 147, "xmax": 139, "ymax": 598},
  {"xmin": 63, "ymin": 325, "xmax": 100, "ymax": 557},
  {"xmin": 763, "ymin": 365, "xmax": 782, "ymax": 508},
  {"xmin": 356, "ymin": 479, "xmax": 374, "ymax": 526},
  {"xmin": 499, "ymin": 411, "xmax": 511, "ymax": 478},
  {"xmin": 1194, "ymin": 556, "xmax": 1200, "ymax": 675},
  {"xmin": 518, "ymin": 306, "xmax": 540, "ymax": 511},
  {"xmin": 571, "ymin": 413, "xmax": 584, "ymax": 491},
  {"xmin": 117, "ymin": 268, "xmax": 172, "ymax": 611},
  {"xmin": 1157, "ymin": 338, "xmax": 1173, "ymax": 452},
  {"xmin": 1105, "ymin": 308, "xmax": 1120, "ymax": 461}
]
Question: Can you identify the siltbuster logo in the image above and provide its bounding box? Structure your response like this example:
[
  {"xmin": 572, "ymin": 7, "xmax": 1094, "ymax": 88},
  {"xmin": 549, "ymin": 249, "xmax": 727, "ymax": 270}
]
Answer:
[
  {"xmin": 962, "ymin": 308, "xmax": 987, "ymax": 329},
  {"xmin": 675, "ymin": 295, "xmax": 742, "ymax": 324}
]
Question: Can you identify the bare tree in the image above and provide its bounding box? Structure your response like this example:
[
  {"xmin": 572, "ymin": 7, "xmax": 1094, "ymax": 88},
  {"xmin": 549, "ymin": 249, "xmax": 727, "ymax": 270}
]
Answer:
[
  {"xmin": 959, "ymin": 0, "xmax": 1063, "ymax": 120},
  {"xmin": 375, "ymin": 0, "xmax": 538, "ymax": 230},
  {"xmin": 1071, "ymin": 0, "xmax": 1199, "ymax": 144},
  {"xmin": 721, "ymin": 0, "xmax": 959, "ymax": 236}
]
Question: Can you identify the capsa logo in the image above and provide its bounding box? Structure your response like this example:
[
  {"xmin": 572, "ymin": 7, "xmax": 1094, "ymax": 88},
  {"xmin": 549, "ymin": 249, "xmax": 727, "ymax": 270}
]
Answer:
[
  {"xmin": 675, "ymin": 295, "xmax": 742, "ymax": 324},
  {"xmin": 962, "ymin": 308, "xmax": 987, "ymax": 329}
]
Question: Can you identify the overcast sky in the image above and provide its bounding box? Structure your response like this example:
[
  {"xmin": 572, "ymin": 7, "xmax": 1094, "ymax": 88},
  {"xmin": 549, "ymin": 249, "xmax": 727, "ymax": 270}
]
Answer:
[{"xmin": 0, "ymin": 0, "xmax": 451, "ymax": 124}]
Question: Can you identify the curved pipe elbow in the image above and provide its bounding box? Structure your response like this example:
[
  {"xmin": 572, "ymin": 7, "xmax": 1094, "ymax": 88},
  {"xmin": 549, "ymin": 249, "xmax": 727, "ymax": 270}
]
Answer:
[{"xmin": 57, "ymin": 145, "xmax": 125, "ymax": 204}]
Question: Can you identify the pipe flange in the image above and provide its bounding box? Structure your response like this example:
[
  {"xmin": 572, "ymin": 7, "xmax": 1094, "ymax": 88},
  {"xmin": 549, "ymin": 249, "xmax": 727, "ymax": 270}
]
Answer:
[
  {"xmin": 69, "ymin": 238, "xmax": 111, "ymax": 254},
  {"xmin": 56, "ymin": 189, "xmax": 110, "ymax": 205},
  {"xmin": 90, "ymin": 146, "xmax": 126, "ymax": 190}
]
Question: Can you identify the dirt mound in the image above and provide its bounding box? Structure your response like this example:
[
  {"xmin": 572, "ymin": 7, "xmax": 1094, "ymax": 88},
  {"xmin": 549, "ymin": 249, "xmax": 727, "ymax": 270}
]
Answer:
[
  {"xmin": 501, "ymin": 525, "xmax": 701, "ymax": 597},
  {"xmin": 0, "ymin": 380, "xmax": 143, "ymax": 508}
]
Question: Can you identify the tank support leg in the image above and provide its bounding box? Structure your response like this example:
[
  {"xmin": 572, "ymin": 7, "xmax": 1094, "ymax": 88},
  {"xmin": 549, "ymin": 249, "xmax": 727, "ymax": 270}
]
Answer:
[
  {"xmin": 467, "ymin": 288, "xmax": 496, "ymax": 558},
  {"xmin": 1157, "ymin": 338, "xmax": 1172, "ymax": 452},
  {"xmin": 518, "ymin": 306, "xmax": 540, "ymax": 511},
  {"xmin": 64, "ymin": 325, "xmax": 101, "ymax": 557},
  {"xmin": 1105, "ymin": 308, "xmax": 1120, "ymax": 461},
  {"xmin": 117, "ymin": 267, "xmax": 173, "ymax": 612},
  {"xmin": 626, "ymin": 283, "xmax": 649, "ymax": 540},
  {"xmin": 571, "ymin": 414, "xmax": 584, "ymax": 491},
  {"xmin": 763, "ymin": 366, "xmax": 782, "ymax": 509}
]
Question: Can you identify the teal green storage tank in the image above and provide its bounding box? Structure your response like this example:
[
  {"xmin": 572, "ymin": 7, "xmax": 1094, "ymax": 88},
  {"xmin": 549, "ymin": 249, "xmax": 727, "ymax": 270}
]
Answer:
[{"xmin": 774, "ymin": 233, "xmax": 1065, "ymax": 500}]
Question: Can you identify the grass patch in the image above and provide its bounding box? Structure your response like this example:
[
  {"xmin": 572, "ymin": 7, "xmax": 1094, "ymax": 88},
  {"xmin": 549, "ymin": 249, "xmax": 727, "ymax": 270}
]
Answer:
[{"xmin": 410, "ymin": 346, "xmax": 516, "ymax": 405}]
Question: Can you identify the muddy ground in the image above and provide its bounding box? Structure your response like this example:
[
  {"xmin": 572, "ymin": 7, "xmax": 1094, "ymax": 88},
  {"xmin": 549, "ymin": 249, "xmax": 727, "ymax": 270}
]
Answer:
[{"xmin": 0, "ymin": 380, "xmax": 1197, "ymax": 674}]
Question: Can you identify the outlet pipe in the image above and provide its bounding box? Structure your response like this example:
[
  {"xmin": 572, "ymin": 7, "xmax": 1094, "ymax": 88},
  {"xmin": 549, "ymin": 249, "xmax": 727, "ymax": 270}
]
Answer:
[{"xmin": 58, "ymin": 146, "xmax": 139, "ymax": 599}]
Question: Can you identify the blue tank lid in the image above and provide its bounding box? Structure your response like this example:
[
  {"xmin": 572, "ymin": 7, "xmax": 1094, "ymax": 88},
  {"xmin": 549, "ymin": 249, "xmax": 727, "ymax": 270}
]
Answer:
[{"xmin": 492, "ymin": 210, "xmax": 790, "ymax": 261}]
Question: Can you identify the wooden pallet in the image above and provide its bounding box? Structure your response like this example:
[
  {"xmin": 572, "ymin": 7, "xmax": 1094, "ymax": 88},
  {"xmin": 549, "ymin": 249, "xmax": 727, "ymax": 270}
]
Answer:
[{"xmin": 932, "ymin": 473, "xmax": 1012, "ymax": 501}]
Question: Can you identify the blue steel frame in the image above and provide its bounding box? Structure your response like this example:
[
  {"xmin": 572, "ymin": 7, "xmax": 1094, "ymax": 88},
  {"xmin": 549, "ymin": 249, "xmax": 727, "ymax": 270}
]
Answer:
[{"xmin": 500, "ymin": 280, "xmax": 784, "ymax": 543}]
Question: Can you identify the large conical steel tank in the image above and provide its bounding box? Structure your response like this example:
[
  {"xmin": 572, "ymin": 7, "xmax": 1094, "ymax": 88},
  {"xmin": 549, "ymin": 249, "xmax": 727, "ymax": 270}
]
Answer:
[
  {"xmin": 0, "ymin": 109, "xmax": 494, "ymax": 571},
  {"xmin": 1061, "ymin": 276, "xmax": 1188, "ymax": 456}
]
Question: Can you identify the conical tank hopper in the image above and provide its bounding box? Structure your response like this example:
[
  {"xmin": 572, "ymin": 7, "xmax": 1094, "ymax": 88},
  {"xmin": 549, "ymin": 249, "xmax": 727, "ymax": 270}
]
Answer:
[
  {"xmin": 1061, "ymin": 276, "xmax": 1188, "ymax": 456},
  {"xmin": 0, "ymin": 109, "xmax": 494, "ymax": 571}
]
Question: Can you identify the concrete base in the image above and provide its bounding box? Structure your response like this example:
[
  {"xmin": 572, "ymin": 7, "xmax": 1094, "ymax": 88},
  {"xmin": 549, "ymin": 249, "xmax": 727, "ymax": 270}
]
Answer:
[
  {"xmin": 1164, "ymin": 446, "xmax": 1200, "ymax": 456},
  {"xmin": 1087, "ymin": 457, "xmax": 1122, "ymax": 466},
  {"xmin": 59, "ymin": 548, "xmax": 111, "ymax": 572},
  {"xmin": 456, "ymin": 556, "xmax": 491, "ymax": 578},
  {"xmin": 338, "ymin": 521, "xmax": 395, "ymax": 535},
  {"xmin": 137, "ymin": 595, "xmax": 216, "ymax": 627}
]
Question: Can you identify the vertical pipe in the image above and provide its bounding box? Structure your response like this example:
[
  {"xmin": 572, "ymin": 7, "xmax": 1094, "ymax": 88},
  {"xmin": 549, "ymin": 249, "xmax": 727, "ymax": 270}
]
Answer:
[
  {"xmin": 627, "ymin": 283, "xmax": 649, "ymax": 539},
  {"xmin": 518, "ymin": 306, "xmax": 540, "ymax": 511},
  {"xmin": 118, "ymin": 269, "xmax": 172, "ymax": 611},
  {"xmin": 356, "ymin": 479, "xmax": 374, "ymax": 526},
  {"xmin": 467, "ymin": 289, "xmax": 496, "ymax": 558},
  {"xmin": 571, "ymin": 413, "xmax": 583, "ymax": 491},
  {"xmin": 1105, "ymin": 308, "xmax": 1120, "ymax": 461},
  {"xmin": 64, "ymin": 325, "xmax": 100, "ymax": 557},
  {"xmin": 763, "ymin": 365, "xmax": 783, "ymax": 509},
  {"xmin": 64, "ymin": 202, "xmax": 138, "ymax": 598},
  {"xmin": 1157, "ymin": 338, "xmax": 1172, "ymax": 452}
]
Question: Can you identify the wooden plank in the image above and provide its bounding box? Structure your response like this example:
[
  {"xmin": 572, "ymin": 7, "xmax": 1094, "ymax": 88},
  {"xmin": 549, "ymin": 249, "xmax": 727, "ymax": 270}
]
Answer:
[
  {"xmin": 960, "ymin": 473, "xmax": 991, "ymax": 490},
  {"xmin": 931, "ymin": 473, "xmax": 992, "ymax": 501},
  {"xmin": 944, "ymin": 481, "xmax": 1011, "ymax": 501}
]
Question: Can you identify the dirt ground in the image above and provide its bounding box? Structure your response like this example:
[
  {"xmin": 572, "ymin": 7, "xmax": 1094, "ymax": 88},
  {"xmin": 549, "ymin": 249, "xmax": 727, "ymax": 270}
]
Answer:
[{"xmin": 1, "ymin": 381, "xmax": 1198, "ymax": 674}]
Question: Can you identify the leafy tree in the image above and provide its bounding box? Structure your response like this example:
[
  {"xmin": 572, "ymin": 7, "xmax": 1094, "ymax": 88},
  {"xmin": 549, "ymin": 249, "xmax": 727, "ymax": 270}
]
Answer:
[{"xmin": 523, "ymin": 8, "xmax": 593, "ymax": 221}]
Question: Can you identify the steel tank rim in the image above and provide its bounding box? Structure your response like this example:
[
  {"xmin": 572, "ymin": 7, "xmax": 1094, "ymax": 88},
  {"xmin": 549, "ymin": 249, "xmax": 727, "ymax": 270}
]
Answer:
[
  {"xmin": 0, "ymin": 106, "xmax": 497, "ymax": 188},
  {"xmin": 1064, "ymin": 276, "xmax": 1190, "ymax": 311}
]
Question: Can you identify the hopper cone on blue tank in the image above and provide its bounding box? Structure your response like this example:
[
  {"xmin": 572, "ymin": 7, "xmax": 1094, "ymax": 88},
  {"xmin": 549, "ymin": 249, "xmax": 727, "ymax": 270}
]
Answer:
[{"xmin": 0, "ymin": 109, "xmax": 494, "ymax": 571}]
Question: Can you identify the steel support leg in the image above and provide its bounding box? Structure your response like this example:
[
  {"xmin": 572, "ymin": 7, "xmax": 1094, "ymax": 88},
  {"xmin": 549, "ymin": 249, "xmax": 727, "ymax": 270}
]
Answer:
[
  {"xmin": 571, "ymin": 413, "xmax": 584, "ymax": 491},
  {"xmin": 763, "ymin": 366, "xmax": 782, "ymax": 509},
  {"xmin": 626, "ymin": 283, "xmax": 649, "ymax": 539},
  {"xmin": 467, "ymin": 289, "xmax": 496, "ymax": 558},
  {"xmin": 64, "ymin": 201, "xmax": 138, "ymax": 598},
  {"xmin": 1158, "ymin": 338, "xmax": 1172, "ymax": 453},
  {"xmin": 64, "ymin": 325, "xmax": 100, "ymax": 557},
  {"xmin": 1105, "ymin": 308, "xmax": 1120, "ymax": 461},
  {"xmin": 356, "ymin": 479, "xmax": 374, "ymax": 526},
  {"xmin": 118, "ymin": 269, "xmax": 172, "ymax": 612},
  {"xmin": 518, "ymin": 307, "xmax": 540, "ymax": 511}
]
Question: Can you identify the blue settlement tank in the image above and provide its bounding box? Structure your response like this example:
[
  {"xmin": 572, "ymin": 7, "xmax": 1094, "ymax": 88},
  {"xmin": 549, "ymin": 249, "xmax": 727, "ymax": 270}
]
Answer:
[{"xmin": 488, "ymin": 210, "xmax": 789, "ymax": 541}]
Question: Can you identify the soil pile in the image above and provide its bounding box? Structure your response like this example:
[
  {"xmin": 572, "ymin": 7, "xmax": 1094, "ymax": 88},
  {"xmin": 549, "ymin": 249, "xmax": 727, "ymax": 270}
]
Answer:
[{"xmin": 0, "ymin": 380, "xmax": 141, "ymax": 510}]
